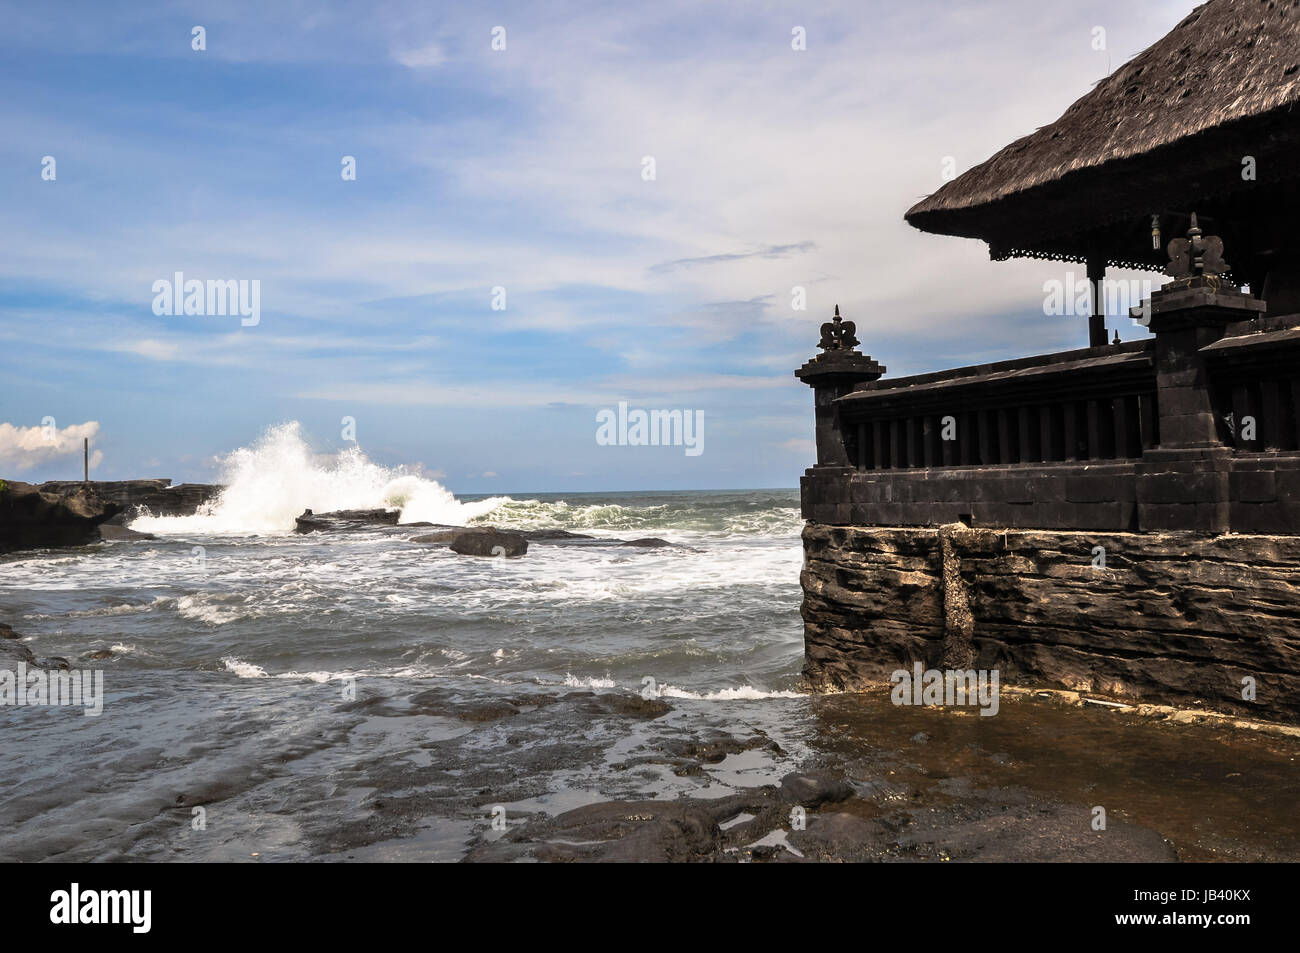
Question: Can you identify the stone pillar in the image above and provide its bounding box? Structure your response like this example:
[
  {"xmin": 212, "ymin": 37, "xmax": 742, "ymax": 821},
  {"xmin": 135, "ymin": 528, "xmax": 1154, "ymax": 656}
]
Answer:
[
  {"xmin": 795, "ymin": 307, "xmax": 884, "ymax": 468},
  {"xmin": 1137, "ymin": 275, "xmax": 1264, "ymax": 531}
]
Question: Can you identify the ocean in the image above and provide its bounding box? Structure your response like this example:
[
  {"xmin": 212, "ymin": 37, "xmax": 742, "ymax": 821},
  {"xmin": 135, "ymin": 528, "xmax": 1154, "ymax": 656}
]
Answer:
[{"xmin": 3, "ymin": 424, "xmax": 1297, "ymax": 862}]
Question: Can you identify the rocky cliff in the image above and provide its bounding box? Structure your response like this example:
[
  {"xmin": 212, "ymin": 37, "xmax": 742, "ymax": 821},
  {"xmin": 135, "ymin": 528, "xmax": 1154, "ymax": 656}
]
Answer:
[
  {"xmin": 0, "ymin": 479, "xmax": 221, "ymax": 552},
  {"xmin": 37, "ymin": 480, "xmax": 221, "ymax": 523},
  {"xmin": 801, "ymin": 522, "xmax": 1300, "ymax": 723},
  {"xmin": 0, "ymin": 481, "xmax": 120, "ymax": 552}
]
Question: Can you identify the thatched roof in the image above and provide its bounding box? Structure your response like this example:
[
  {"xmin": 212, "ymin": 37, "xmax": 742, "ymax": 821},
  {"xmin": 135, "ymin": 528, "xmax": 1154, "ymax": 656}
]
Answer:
[{"xmin": 906, "ymin": 0, "xmax": 1300, "ymax": 273}]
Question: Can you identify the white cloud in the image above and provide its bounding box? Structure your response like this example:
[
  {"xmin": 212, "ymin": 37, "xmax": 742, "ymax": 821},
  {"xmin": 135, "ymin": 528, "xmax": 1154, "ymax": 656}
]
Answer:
[
  {"xmin": 114, "ymin": 339, "xmax": 181, "ymax": 361},
  {"xmin": 775, "ymin": 438, "xmax": 815, "ymax": 456},
  {"xmin": 0, "ymin": 421, "xmax": 103, "ymax": 473},
  {"xmin": 393, "ymin": 42, "xmax": 446, "ymax": 68}
]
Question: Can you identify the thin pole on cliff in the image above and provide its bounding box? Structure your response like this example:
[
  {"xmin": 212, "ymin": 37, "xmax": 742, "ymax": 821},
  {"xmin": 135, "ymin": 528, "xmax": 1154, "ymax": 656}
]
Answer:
[{"xmin": 83, "ymin": 438, "xmax": 88, "ymax": 483}]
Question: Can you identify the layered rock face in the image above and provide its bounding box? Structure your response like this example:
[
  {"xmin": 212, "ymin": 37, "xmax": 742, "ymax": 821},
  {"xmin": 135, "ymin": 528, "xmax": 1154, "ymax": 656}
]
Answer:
[
  {"xmin": 36, "ymin": 480, "xmax": 222, "ymax": 523},
  {"xmin": 801, "ymin": 522, "xmax": 1300, "ymax": 723},
  {"xmin": 0, "ymin": 481, "xmax": 120, "ymax": 552},
  {"xmin": 294, "ymin": 508, "xmax": 400, "ymax": 532}
]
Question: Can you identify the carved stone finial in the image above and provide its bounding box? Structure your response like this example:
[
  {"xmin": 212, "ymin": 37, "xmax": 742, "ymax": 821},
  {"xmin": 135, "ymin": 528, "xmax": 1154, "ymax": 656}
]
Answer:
[
  {"xmin": 1165, "ymin": 212, "xmax": 1229, "ymax": 279},
  {"xmin": 818, "ymin": 304, "xmax": 860, "ymax": 352}
]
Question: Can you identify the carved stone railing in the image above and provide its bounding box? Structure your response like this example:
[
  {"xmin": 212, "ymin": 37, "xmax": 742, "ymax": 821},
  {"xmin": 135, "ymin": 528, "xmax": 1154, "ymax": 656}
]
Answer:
[
  {"xmin": 835, "ymin": 341, "xmax": 1157, "ymax": 470},
  {"xmin": 1202, "ymin": 321, "xmax": 1300, "ymax": 452},
  {"xmin": 796, "ymin": 222, "xmax": 1300, "ymax": 533}
]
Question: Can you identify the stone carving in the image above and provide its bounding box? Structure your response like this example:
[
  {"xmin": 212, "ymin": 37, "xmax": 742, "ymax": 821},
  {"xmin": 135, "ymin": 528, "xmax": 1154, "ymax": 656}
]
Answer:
[
  {"xmin": 1165, "ymin": 212, "xmax": 1229, "ymax": 279},
  {"xmin": 818, "ymin": 304, "xmax": 860, "ymax": 351}
]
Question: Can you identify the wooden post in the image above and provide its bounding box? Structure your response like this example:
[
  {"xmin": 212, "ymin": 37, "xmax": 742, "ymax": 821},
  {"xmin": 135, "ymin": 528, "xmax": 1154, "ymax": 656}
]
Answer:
[
  {"xmin": 83, "ymin": 437, "xmax": 88, "ymax": 482},
  {"xmin": 1087, "ymin": 255, "xmax": 1107, "ymax": 348}
]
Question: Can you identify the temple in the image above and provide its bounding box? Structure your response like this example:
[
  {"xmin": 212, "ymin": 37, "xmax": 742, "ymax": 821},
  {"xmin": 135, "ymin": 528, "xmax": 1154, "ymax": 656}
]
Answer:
[{"xmin": 796, "ymin": 0, "xmax": 1300, "ymax": 722}]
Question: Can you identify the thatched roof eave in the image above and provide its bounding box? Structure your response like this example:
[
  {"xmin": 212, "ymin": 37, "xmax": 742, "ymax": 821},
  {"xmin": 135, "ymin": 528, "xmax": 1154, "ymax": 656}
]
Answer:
[{"xmin": 905, "ymin": 0, "xmax": 1300, "ymax": 257}]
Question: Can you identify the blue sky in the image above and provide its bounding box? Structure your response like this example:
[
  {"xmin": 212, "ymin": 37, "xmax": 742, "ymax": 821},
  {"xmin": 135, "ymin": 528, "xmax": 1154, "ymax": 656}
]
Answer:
[{"xmin": 0, "ymin": 0, "xmax": 1191, "ymax": 492}]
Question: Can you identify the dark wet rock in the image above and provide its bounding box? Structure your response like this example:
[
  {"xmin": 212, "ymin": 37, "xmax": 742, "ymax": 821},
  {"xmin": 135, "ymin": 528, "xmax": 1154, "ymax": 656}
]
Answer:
[
  {"xmin": 403, "ymin": 689, "xmax": 553, "ymax": 721},
  {"xmin": 271, "ymin": 678, "xmax": 1274, "ymax": 864},
  {"xmin": 406, "ymin": 689, "xmax": 454, "ymax": 715},
  {"xmin": 408, "ymin": 528, "xmax": 462, "ymax": 544},
  {"xmin": 0, "ymin": 632, "xmax": 69, "ymax": 672},
  {"xmin": 616, "ymin": 537, "xmax": 702, "ymax": 553},
  {"xmin": 456, "ymin": 701, "xmax": 522, "ymax": 722},
  {"xmin": 0, "ymin": 639, "xmax": 37, "ymax": 667},
  {"xmin": 778, "ymin": 771, "xmax": 856, "ymax": 807},
  {"xmin": 0, "ymin": 622, "xmax": 19, "ymax": 640},
  {"xmin": 520, "ymin": 529, "xmax": 596, "ymax": 541},
  {"xmin": 98, "ymin": 524, "xmax": 156, "ymax": 542},
  {"xmin": 84, "ymin": 649, "xmax": 114, "ymax": 660},
  {"xmin": 449, "ymin": 528, "xmax": 527, "ymax": 558},
  {"xmin": 38, "ymin": 480, "xmax": 222, "ymax": 525},
  {"xmin": 464, "ymin": 796, "xmax": 749, "ymax": 863},
  {"xmin": 293, "ymin": 508, "xmax": 401, "ymax": 533},
  {"xmin": 412, "ymin": 527, "xmax": 683, "ymax": 550},
  {"xmin": 885, "ymin": 790, "xmax": 1181, "ymax": 863},
  {"xmin": 337, "ymin": 695, "xmax": 391, "ymax": 714},
  {"xmin": 786, "ymin": 811, "xmax": 892, "ymax": 862},
  {"xmin": 613, "ymin": 728, "xmax": 782, "ymax": 778},
  {"xmin": 411, "ymin": 526, "xmax": 593, "ymax": 545},
  {"xmin": 410, "ymin": 526, "xmax": 530, "ymax": 557},
  {"xmin": 911, "ymin": 731, "xmax": 930, "ymax": 744},
  {"xmin": 668, "ymin": 732, "xmax": 782, "ymax": 764},
  {"xmin": 465, "ymin": 777, "xmax": 1181, "ymax": 863},
  {"xmin": 571, "ymin": 691, "xmax": 671, "ymax": 720},
  {"xmin": 0, "ymin": 480, "xmax": 120, "ymax": 552}
]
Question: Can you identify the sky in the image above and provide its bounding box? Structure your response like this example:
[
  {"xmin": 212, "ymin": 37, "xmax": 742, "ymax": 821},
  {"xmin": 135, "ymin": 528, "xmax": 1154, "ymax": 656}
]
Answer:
[{"xmin": 0, "ymin": 0, "xmax": 1196, "ymax": 492}]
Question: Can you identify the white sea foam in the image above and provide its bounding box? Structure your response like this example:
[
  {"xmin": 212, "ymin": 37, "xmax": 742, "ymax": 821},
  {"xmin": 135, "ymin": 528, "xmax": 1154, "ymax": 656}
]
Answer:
[
  {"xmin": 130, "ymin": 421, "xmax": 507, "ymax": 536},
  {"xmin": 554, "ymin": 676, "xmax": 800, "ymax": 699},
  {"xmin": 23, "ymin": 597, "xmax": 169, "ymax": 620},
  {"xmin": 563, "ymin": 674, "xmax": 617, "ymax": 688},
  {"xmin": 656, "ymin": 684, "xmax": 803, "ymax": 701},
  {"xmin": 222, "ymin": 656, "xmax": 268, "ymax": 678},
  {"xmin": 482, "ymin": 497, "xmax": 804, "ymax": 538},
  {"xmin": 221, "ymin": 657, "xmax": 471, "ymax": 683},
  {"xmin": 177, "ymin": 594, "xmax": 248, "ymax": 625}
]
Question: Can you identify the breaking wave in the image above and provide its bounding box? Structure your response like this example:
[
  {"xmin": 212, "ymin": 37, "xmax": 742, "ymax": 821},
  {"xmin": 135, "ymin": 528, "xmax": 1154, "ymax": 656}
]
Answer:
[
  {"xmin": 130, "ymin": 422, "xmax": 507, "ymax": 535},
  {"xmin": 124, "ymin": 420, "xmax": 802, "ymax": 539},
  {"xmin": 475, "ymin": 497, "xmax": 804, "ymax": 538}
]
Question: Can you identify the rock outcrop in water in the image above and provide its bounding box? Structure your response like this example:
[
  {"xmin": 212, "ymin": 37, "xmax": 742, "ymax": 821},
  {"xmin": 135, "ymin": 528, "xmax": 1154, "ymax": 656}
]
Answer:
[
  {"xmin": 0, "ymin": 622, "xmax": 71, "ymax": 670},
  {"xmin": 293, "ymin": 508, "xmax": 401, "ymax": 533},
  {"xmin": 408, "ymin": 526, "xmax": 694, "ymax": 556},
  {"xmin": 98, "ymin": 524, "xmax": 156, "ymax": 542},
  {"xmin": 448, "ymin": 528, "xmax": 528, "ymax": 558},
  {"xmin": 0, "ymin": 481, "xmax": 120, "ymax": 552},
  {"xmin": 37, "ymin": 479, "xmax": 222, "ymax": 525}
]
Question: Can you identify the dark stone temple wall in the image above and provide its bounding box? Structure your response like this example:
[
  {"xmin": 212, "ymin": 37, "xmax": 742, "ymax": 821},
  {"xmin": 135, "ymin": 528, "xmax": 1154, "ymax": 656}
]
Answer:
[
  {"xmin": 800, "ymin": 522, "xmax": 1300, "ymax": 722},
  {"xmin": 801, "ymin": 452, "xmax": 1300, "ymax": 535},
  {"xmin": 795, "ymin": 276, "xmax": 1300, "ymax": 722}
]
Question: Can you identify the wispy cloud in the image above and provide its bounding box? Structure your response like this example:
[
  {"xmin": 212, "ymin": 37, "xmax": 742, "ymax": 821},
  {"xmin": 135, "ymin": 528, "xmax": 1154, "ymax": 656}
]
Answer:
[
  {"xmin": 393, "ymin": 42, "xmax": 446, "ymax": 68},
  {"xmin": 650, "ymin": 241, "xmax": 817, "ymax": 273}
]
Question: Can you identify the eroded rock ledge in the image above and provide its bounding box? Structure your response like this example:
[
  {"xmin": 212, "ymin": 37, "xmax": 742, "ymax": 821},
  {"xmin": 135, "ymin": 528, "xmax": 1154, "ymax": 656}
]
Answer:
[
  {"xmin": 0, "ymin": 481, "xmax": 119, "ymax": 552},
  {"xmin": 800, "ymin": 522, "xmax": 1300, "ymax": 723}
]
